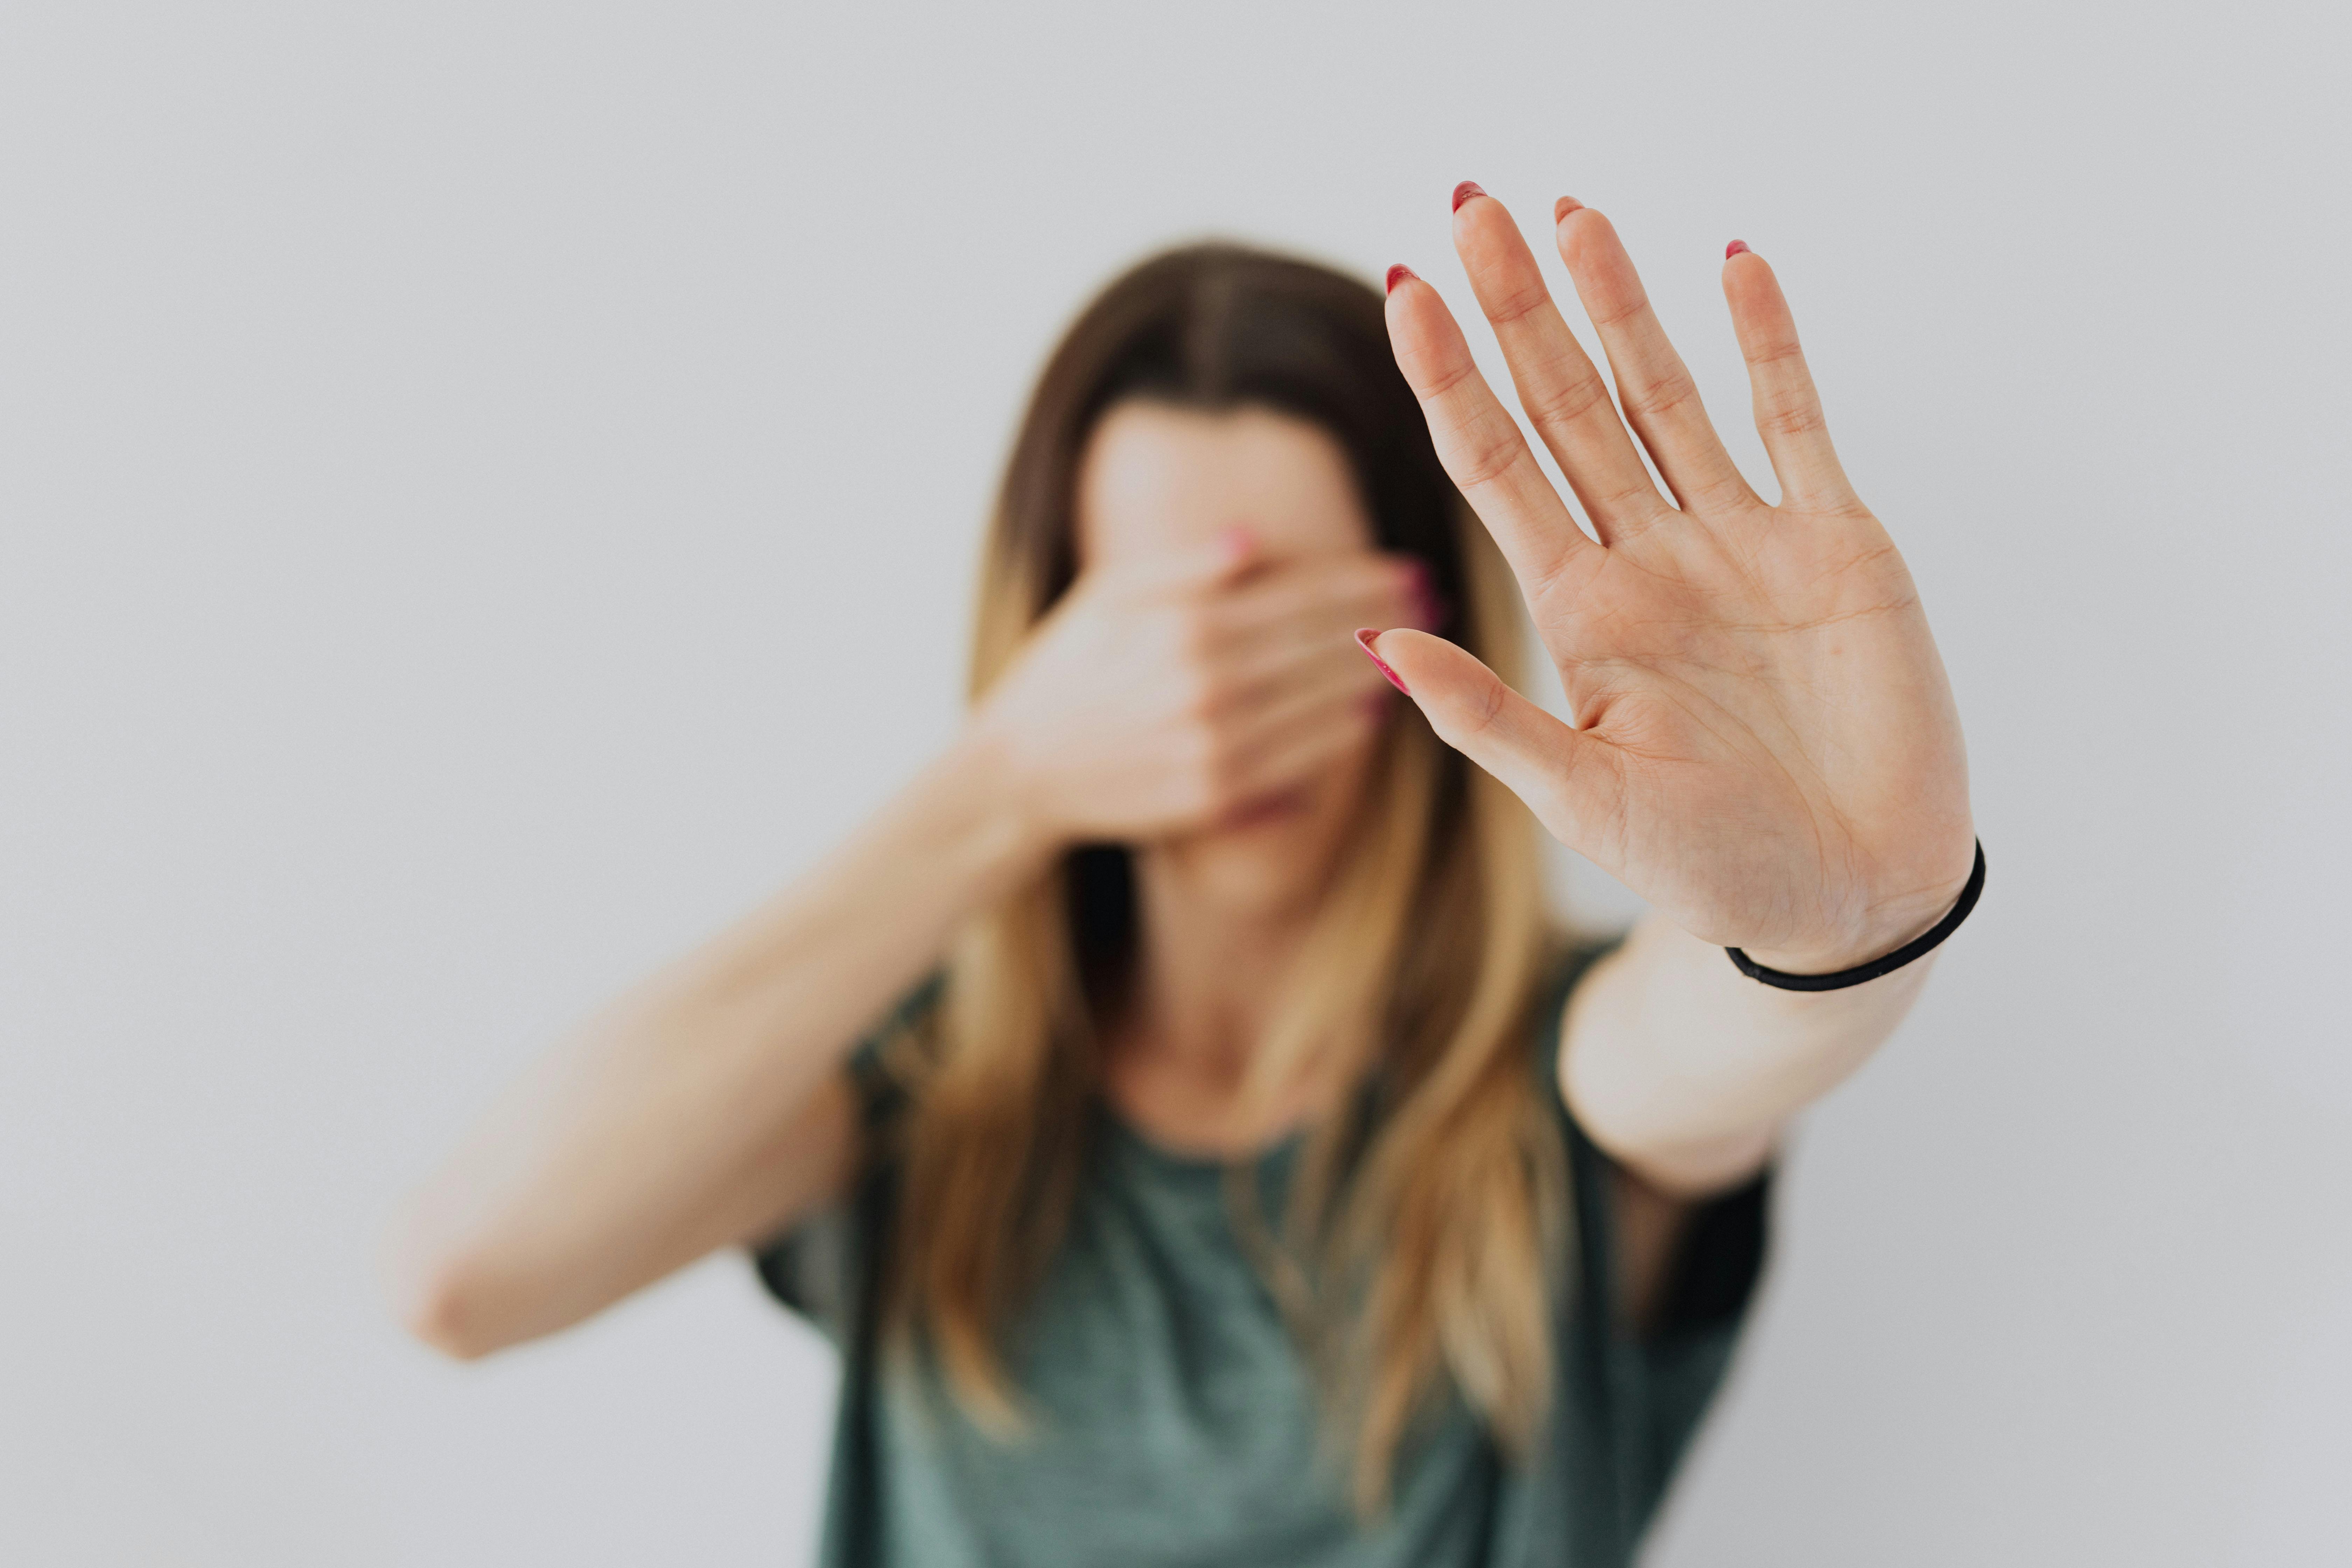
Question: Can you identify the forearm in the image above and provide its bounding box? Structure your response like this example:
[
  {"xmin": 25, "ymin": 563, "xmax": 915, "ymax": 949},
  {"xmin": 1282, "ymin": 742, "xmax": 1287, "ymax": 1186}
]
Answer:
[
  {"xmin": 1561, "ymin": 910, "xmax": 1939, "ymax": 1196},
  {"xmin": 384, "ymin": 726, "xmax": 1053, "ymax": 1356}
]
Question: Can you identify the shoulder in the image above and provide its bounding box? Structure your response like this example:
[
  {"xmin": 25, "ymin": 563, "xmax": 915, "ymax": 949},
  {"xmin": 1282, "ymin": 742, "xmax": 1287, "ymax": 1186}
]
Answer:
[
  {"xmin": 746, "ymin": 970, "xmax": 945, "ymax": 1334},
  {"xmin": 845, "ymin": 968, "xmax": 950, "ymax": 1136},
  {"xmin": 1532, "ymin": 927, "xmax": 1772, "ymax": 1331}
]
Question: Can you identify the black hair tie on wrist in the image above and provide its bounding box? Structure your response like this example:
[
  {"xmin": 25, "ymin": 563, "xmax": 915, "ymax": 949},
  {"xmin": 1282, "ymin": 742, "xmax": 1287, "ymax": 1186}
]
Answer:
[{"xmin": 1726, "ymin": 839, "xmax": 1986, "ymax": 992}]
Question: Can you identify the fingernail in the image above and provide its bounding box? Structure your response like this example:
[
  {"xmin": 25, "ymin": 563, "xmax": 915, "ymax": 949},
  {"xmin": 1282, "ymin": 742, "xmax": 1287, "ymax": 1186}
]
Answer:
[
  {"xmin": 1385, "ymin": 263, "xmax": 1417, "ymax": 294},
  {"xmin": 1725, "ymin": 239, "xmax": 1751, "ymax": 258},
  {"xmin": 1451, "ymin": 181, "xmax": 1486, "ymax": 212},
  {"xmin": 1553, "ymin": 196, "xmax": 1583, "ymax": 223},
  {"xmin": 1354, "ymin": 628, "xmax": 1410, "ymax": 695}
]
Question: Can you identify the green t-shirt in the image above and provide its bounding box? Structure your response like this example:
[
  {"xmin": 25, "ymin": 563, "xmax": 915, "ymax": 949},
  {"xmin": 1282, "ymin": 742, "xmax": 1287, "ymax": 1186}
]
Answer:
[{"xmin": 752, "ymin": 943, "xmax": 1769, "ymax": 1567}]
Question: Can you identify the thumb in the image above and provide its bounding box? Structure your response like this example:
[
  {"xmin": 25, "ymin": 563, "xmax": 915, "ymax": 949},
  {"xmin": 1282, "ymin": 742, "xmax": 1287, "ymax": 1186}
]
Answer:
[{"xmin": 1356, "ymin": 627, "xmax": 1617, "ymax": 852}]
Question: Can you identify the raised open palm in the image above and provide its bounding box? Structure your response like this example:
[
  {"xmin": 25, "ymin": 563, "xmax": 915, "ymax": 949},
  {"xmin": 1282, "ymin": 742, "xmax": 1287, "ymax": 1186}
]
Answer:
[{"xmin": 1367, "ymin": 187, "xmax": 1974, "ymax": 973}]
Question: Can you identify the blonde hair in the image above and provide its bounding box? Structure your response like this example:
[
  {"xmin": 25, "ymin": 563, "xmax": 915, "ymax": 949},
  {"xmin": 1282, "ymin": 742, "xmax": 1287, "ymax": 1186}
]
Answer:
[{"xmin": 877, "ymin": 244, "xmax": 1570, "ymax": 1512}]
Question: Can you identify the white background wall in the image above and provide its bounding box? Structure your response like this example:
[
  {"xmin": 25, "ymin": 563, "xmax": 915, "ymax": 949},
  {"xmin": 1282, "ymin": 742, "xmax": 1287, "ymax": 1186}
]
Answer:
[{"xmin": 5, "ymin": 1, "xmax": 2347, "ymax": 1562}]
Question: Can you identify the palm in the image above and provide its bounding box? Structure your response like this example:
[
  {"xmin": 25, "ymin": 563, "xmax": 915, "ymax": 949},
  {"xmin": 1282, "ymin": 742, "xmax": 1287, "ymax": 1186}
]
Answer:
[
  {"xmin": 1537, "ymin": 492, "xmax": 1965, "ymax": 956},
  {"xmin": 1381, "ymin": 194, "xmax": 1972, "ymax": 968}
]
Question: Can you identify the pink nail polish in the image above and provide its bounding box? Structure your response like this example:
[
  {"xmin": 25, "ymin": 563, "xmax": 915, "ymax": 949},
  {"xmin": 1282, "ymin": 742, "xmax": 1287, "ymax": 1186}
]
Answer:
[
  {"xmin": 1725, "ymin": 239, "xmax": 1751, "ymax": 258},
  {"xmin": 1553, "ymin": 196, "xmax": 1583, "ymax": 224},
  {"xmin": 1451, "ymin": 181, "xmax": 1486, "ymax": 212},
  {"xmin": 1354, "ymin": 628, "xmax": 1410, "ymax": 695},
  {"xmin": 1385, "ymin": 263, "xmax": 1417, "ymax": 294}
]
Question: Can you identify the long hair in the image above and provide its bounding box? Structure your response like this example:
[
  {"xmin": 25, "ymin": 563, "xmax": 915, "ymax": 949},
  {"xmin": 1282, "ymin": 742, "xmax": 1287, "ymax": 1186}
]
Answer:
[{"xmin": 880, "ymin": 241, "xmax": 1569, "ymax": 1511}]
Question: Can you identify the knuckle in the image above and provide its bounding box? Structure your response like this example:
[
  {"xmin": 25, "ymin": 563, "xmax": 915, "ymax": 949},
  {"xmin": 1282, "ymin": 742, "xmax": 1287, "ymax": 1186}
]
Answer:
[
  {"xmin": 1757, "ymin": 398, "xmax": 1828, "ymax": 440},
  {"xmin": 1471, "ymin": 672, "xmax": 1511, "ymax": 735},
  {"xmin": 1442, "ymin": 407, "xmax": 1527, "ymax": 492},
  {"xmin": 1588, "ymin": 291, "xmax": 1650, "ymax": 332},
  {"xmin": 1484, "ymin": 277, "xmax": 1552, "ymax": 330},
  {"xmin": 1622, "ymin": 369, "xmax": 1700, "ymax": 423},
  {"xmin": 1418, "ymin": 353, "xmax": 1481, "ymax": 404},
  {"xmin": 1522, "ymin": 366, "xmax": 1616, "ymax": 432},
  {"xmin": 1597, "ymin": 477, "xmax": 1665, "ymax": 519}
]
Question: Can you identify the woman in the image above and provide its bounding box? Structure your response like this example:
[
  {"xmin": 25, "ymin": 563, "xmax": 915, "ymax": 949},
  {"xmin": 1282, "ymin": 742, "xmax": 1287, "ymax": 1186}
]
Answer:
[{"xmin": 386, "ymin": 184, "xmax": 1976, "ymax": 1566}]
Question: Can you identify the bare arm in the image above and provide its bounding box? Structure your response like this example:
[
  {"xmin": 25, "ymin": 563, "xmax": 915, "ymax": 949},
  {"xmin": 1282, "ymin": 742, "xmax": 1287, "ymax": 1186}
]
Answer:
[
  {"xmin": 1560, "ymin": 911, "xmax": 1944, "ymax": 1328},
  {"xmin": 382, "ymin": 730, "xmax": 1052, "ymax": 1359},
  {"xmin": 1561, "ymin": 911, "xmax": 1941, "ymax": 1196},
  {"xmin": 384, "ymin": 527, "xmax": 1424, "ymax": 1361}
]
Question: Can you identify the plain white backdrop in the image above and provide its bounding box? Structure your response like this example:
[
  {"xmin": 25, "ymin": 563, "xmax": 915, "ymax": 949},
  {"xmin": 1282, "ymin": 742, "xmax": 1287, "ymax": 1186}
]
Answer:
[{"xmin": 4, "ymin": 1, "xmax": 2347, "ymax": 1562}]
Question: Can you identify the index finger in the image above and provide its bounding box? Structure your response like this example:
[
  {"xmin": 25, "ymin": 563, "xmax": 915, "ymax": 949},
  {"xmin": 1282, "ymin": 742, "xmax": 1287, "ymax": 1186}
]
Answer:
[{"xmin": 1384, "ymin": 266, "xmax": 1601, "ymax": 603}]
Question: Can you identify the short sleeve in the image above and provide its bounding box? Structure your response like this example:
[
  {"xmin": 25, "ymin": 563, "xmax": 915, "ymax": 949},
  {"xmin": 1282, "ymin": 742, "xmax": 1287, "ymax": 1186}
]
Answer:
[
  {"xmin": 747, "ymin": 970, "xmax": 945, "ymax": 1342},
  {"xmin": 1560, "ymin": 1097, "xmax": 1771, "ymax": 1524},
  {"xmin": 1535, "ymin": 937, "xmax": 1774, "ymax": 1551}
]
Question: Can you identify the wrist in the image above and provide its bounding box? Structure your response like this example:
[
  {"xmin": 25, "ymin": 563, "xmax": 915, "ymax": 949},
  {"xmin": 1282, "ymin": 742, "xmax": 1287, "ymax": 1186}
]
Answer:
[
  {"xmin": 932, "ymin": 717, "xmax": 1065, "ymax": 876},
  {"xmin": 1737, "ymin": 917, "xmax": 1942, "ymax": 980},
  {"xmin": 1737, "ymin": 850, "xmax": 1979, "ymax": 978}
]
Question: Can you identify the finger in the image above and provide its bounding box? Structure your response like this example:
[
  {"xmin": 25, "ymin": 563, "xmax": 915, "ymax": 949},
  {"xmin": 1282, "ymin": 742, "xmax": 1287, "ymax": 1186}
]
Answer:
[
  {"xmin": 1449, "ymin": 188, "xmax": 1664, "ymax": 544},
  {"xmin": 1178, "ymin": 559, "xmax": 1422, "ymax": 736},
  {"xmin": 1384, "ymin": 267, "xmax": 1602, "ymax": 601},
  {"xmin": 1357, "ymin": 628, "xmax": 1621, "ymax": 854},
  {"xmin": 1555, "ymin": 208, "xmax": 1758, "ymax": 514},
  {"xmin": 1210, "ymin": 552, "xmax": 1430, "ymax": 651},
  {"xmin": 1219, "ymin": 599, "xmax": 1423, "ymax": 701},
  {"xmin": 1225, "ymin": 634, "xmax": 1392, "ymax": 744},
  {"xmin": 1110, "ymin": 521, "xmax": 1263, "ymax": 600},
  {"xmin": 1722, "ymin": 243, "xmax": 1855, "ymax": 510},
  {"xmin": 1222, "ymin": 681, "xmax": 1383, "ymax": 807}
]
